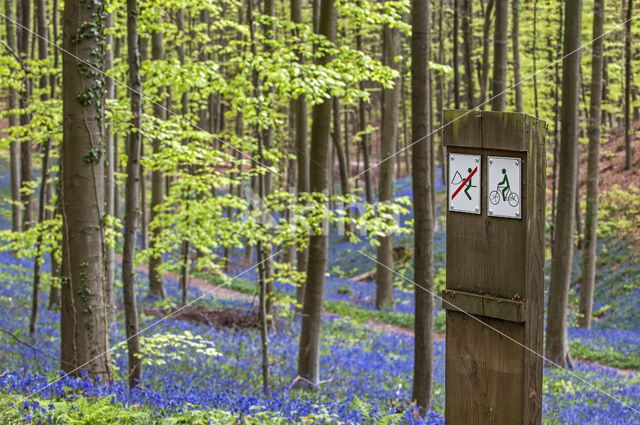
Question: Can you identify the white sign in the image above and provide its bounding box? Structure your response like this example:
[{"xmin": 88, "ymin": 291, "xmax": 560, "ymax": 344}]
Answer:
[
  {"xmin": 448, "ymin": 154, "xmax": 481, "ymax": 214},
  {"xmin": 487, "ymin": 156, "xmax": 522, "ymax": 219}
]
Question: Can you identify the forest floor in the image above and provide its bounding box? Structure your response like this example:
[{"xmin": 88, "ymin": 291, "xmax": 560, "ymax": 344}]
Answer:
[{"xmin": 0, "ymin": 106, "xmax": 639, "ymax": 423}]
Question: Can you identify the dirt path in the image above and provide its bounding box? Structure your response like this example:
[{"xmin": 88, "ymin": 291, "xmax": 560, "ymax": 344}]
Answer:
[
  {"xmin": 117, "ymin": 254, "xmax": 254, "ymax": 303},
  {"xmin": 128, "ymin": 257, "xmax": 632, "ymax": 374},
  {"xmin": 128, "ymin": 255, "xmax": 444, "ymax": 340}
]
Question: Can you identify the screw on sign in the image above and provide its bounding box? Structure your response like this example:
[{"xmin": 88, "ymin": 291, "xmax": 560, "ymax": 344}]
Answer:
[{"xmin": 448, "ymin": 154, "xmax": 481, "ymax": 215}]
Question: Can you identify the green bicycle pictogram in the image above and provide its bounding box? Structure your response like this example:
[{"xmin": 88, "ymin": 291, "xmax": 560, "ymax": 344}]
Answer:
[{"xmin": 490, "ymin": 169, "xmax": 519, "ymax": 207}]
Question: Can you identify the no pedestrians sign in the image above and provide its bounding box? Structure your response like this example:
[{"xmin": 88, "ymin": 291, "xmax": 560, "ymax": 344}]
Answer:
[{"xmin": 448, "ymin": 153, "xmax": 481, "ymax": 215}]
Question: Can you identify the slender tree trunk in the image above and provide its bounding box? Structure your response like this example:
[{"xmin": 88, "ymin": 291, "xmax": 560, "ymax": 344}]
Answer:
[
  {"xmin": 177, "ymin": 8, "xmax": 190, "ymax": 305},
  {"xmin": 491, "ymin": 0, "xmax": 508, "ymax": 111},
  {"xmin": 551, "ymin": 3, "xmax": 563, "ymax": 246},
  {"xmin": 462, "ymin": 0, "xmax": 474, "ymax": 108},
  {"xmin": 48, "ymin": 2, "xmax": 61, "ymax": 308},
  {"xmin": 453, "ymin": 0, "xmax": 460, "ymax": 108},
  {"xmin": 121, "ymin": 0, "xmax": 143, "ymax": 388},
  {"xmin": 17, "ymin": 0, "xmax": 33, "ymax": 230},
  {"xmin": 479, "ymin": 0, "xmax": 494, "ymax": 109},
  {"xmin": 297, "ymin": 0, "xmax": 335, "ymax": 388},
  {"xmin": 5, "ymin": 0, "xmax": 21, "ymax": 233},
  {"xmin": 61, "ymin": 0, "xmax": 112, "ymax": 381},
  {"xmin": 114, "ymin": 37, "xmax": 122, "ymax": 221},
  {"xmin": 579, "ymin": 0, "xmax": 605, "ymax": 329},
  {"xmin": 533, "ymin": 0, "xmax": 539, "ymax": 118},
  {"xmin": 104, "ymin": 12, "xmax": 116, "ymax": 321},
  {"xmin": 512, "ymin": 0, "xmax": 522, "ymax": 112},
  {"xmin": 29, "ymin": 0, "xmax": 52, "ymax": 336},
  {"xmin": 545, "ymin": 0, "xmax": 582, "ymax": 369},
  {"xmin": 411, "ymin": 0, "xmax": 434, "ymax": 412},
  {"xmin": 625, "ymin": 0, "xmax": 633, "ymax": 170},
  {"xmin": 376, "ymin": 23, "xmax": 400, "ymax": 309},
  {"xmin": 149, "ymin": 27, "xmax": 166, "ymax": 299},
  {"xmin": 262, "ymin": 0, "xmax": 276, "ymax": 320},
  {"xmin": 357, "ymin": 9, "xmax": 374, "ymax": 203},
  {"xmin": 332, "ymin": 97, "xmax": 353, "ymax": 235},
  {"xmin": 292, "ymin": 0, "xmax": 309, "ymax": 305}
]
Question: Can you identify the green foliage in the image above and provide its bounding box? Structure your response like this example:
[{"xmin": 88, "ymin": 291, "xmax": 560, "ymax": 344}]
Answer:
[
  {"xmin": 0, "ymin": 394, "xmax": 328, "ymax": 425},
  {"xmin": 597, "ymin": 185, "xmax": 640, "ymax": 243},
  {"xmin": 112, "ymin": 330, "xmax": 221, "ymax": 371},
  {"xmin": 569, "ymin": 341, "xmax": 640, "ymax": 371}
]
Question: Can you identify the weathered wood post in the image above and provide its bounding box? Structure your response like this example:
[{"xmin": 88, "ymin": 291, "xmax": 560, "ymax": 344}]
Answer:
[{"xmin": 442, "ymin": 110, "xmax": 547, "ymax": 425}]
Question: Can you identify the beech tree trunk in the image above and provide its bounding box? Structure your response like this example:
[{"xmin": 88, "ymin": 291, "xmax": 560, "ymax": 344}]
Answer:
[
  {"xmin": 512, "ymin": 0, "xmax": 523, "ymax": 112},
  {"xmin": 453, "ymin": 0, "xmax": 460, "ymax": 108},
  {"xmin": 461, "ymin": 0, "xmax": 474, "ymax": 108},
  {"xmin": 292, "ymin": 0, "xmax": 309, "ymax": 305},
  {"xmin": 491, "ymin": 0, "xmax": 508, "ymax": 111},
  {"xmin": 579, "ymin": 0, "xmax": 605, "ymax": 329},
  {"xmin": 546, "ymin": 0, "xmax": 582, "ymax": 368},
  {"xmin": 375, "ymin": 23, "xmax": 400, "ymax": 309},
  {"xmin": 479, "ymin": 0, "xmax": 494, "ymax": 109},
  {"xmin": 149, "ymin": 27, "xmax": 166, "ymax": 299},
  {"xmin": 29, "ymin": 0, "xmax": 52, "ymax": 335},
  {"xmin": 61, "ymin": 0, "xmax": 112, "ymax": 381},
  {"xmin": 104, "ymin": 11, "xmax": 116, "ymax": 320},
  {"xmin": 411, "ymin": 0, "xmax": 434, "ymax": 413},
  {"xmin": 5, "ymin": 0, "xmax": 22, "ymax": 233},
  {"xmin": 121, "ymin": 0, "xmax": 143, "ymax": 388},
  {"xmin": 357, "ymin": 8, "xmax": 374, "ymax": 204},
  {"xmin": 332, "ymin": 97, "xmax": 353, "ymax": 235},
  {"xmin": 624, "ymin": 0, "xmax": 633, "ymax": 170},
  {"xmin": 17, "ymin": 0, "xmax": 33, "ymax": 230},
  {"xmin": 297, "ymin": 0, "xmax": 335, "ymax": 388}
]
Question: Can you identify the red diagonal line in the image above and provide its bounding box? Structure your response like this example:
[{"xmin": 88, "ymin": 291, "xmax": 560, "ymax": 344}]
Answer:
[{"xmin": 451, "ymin": 166, "xmax": 477, "ymax": 200}]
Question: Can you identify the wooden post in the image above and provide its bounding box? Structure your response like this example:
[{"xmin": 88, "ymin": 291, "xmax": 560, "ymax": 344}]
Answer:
[{"xmin": 442, "ymin": 110, "xmax": 547, "ymax": 425}]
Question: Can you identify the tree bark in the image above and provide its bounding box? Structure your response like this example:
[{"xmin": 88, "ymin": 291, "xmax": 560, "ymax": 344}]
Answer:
[
  {"xmin": 453, "ymin": 0, "xmax": 460, "ymax": 108},
  {"xmin": 121, "ymin": 0, "xmax": 143, "ymax": 388},
  {"xmin": 104, "ymin": 12, "xmax": 116, "ymax": 321},
  {"xmin": 292, "ymin": 0, "xmax": 309, "ymax": 305},
  {"xmin": 177, "ymin": 8, "xmax": 190, "ymax": 305},
  {"xmin": 491, "ymin": 0, "xmax": 508, "ymax": 111},
  {"xmin": 411, "ymin": 0, "xmax": 434, "ymax": 413},
  {"xmin": 375, "ymin": 23, "xmax": 400, "ymax": 309},
  {"xmin": 461, "ymin": 0, "xmax": 474, "ymax": 108},
  {"xmin": 625, "ymin": 0, "xmax": 633, "ymax": 170},
  {"xmin": 17, "ymin": 0, "xmax": 33, "ymax": 230},
  {"xmin": 579, "ymin": 0, "xmax": 604, "ymax": 329},
  {"xmin": 332, "ymin": 97, "xmax": 353, "ymax": 235},
  {"xmin": 61, "ymin": 0, "xmax": 112, "ymax": 381},
  {"xmin": 149, "ymin": 27, "xmax": 166, "ymax": 299},
  {"xmin": 29, "ymin": 0, "xmax": 52, "ymax": 336},
  {"xmin": 533, "ymin": 0, "xmax": 539, "ymax": 118},
  {"xmin": 478, "ymin": 0, "xmax": 494, "ymax": 109},
  {"xmin": 545, "ymin": 0, "xmax": 582, "ymax": 368},
  {"xmin": 357, "ymin": 6, "xmax": 374, "ymax": 203},
  {"xmin": 5, "ymin": 0, "xmax": 21, "ymax": 233},
  {"xmin": 512, "ymin": 0, "xmax": 522, "ymax": 112},
  {"xmin": 297, "ymin": 0, "xmax": 335, "ymax": 388}
]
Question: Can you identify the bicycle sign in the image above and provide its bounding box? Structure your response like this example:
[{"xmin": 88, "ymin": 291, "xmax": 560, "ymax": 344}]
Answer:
[
  {"xmin": 487, "ymin": 156, "xmax": 522, "ymax": 219},
  {"xmin": 448, "ymin": 153, "xmax": 481, "ymax": 215}
]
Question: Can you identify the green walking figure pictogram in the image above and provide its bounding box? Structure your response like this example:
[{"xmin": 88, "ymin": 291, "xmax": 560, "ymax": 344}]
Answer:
[
  {"xmin": 498, "ymin": 168, "xmax": 510, "ymax": 201},
  {"xmin": 464, "ymin": 168, "xmax": 476, "ymax": 200}
]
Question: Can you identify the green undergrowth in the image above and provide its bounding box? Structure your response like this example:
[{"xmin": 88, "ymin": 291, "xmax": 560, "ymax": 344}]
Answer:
[
  {"xmin": 0, "ymin": 395, "xmax": 329, "ymax": 425},
  {"xmin": 569, "ymin": 341, "xmax": 640, "ymax": 371}
]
